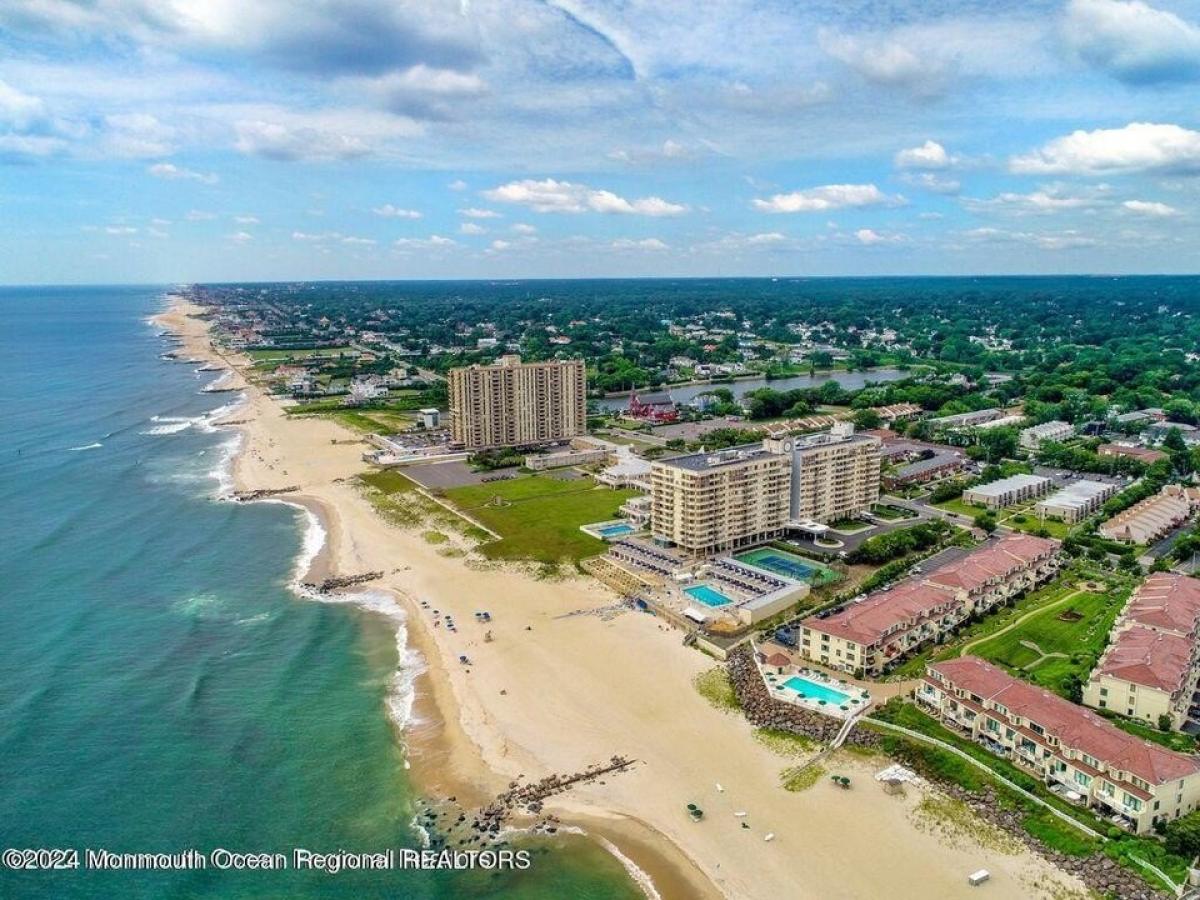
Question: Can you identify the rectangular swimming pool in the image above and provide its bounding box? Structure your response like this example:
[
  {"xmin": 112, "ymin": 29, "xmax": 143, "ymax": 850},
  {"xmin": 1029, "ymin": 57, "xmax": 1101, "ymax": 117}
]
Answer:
[
  {"xmin": 735, "ymin": 547, "xmax": 839, "ymax": 585},
  {"xmin": 598, "ymin": 523, "xmax": 636, "ymax": 538},
  {"xmin": 782, "ymin": 675, "xmax": 852, "ymax": 706},
  {"xmin": 684, "ymin": 584, "xmax": 734, "ymax": 608}
]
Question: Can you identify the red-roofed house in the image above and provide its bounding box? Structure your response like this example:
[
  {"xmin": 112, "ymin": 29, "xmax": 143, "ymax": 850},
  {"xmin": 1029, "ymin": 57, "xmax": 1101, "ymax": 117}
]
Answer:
[
  {"xmin": 799, "ymin": 533, "xmax": 1060, "ymax": 676},
  {"xmin": 1084, "ymin": 573, "xmax": 1200, "ymax": 730},
  {"xmin": 921, "ymin": 656, "xmax": 1200, "ymax": 833}
]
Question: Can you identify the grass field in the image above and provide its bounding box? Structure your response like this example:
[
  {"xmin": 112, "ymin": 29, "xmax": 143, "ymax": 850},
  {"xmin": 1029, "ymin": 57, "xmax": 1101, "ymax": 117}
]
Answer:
[
  {"xmin": 443, "ymin": 475, "xmax": 640, "ymax": 564},
  {"xmin": 246, "ymin": 346, "xmax": 356, "ymax": 360},
  {"xmin": 964, "ymin": 584, "xmax": 1125, "ymax": 696},
  {"xmin": 934, "ymin": 497, "xmax": 987, "ymax": 519}
]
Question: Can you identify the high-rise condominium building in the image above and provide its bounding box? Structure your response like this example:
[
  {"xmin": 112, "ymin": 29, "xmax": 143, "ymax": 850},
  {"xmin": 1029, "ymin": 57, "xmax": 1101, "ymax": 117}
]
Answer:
[
  {"xmin": 448, "ymin": 355, "xmax": 586, "ymax": 450},
  {"xmin": 649, "ymin": 445, "xmax": 792, "ymax": 556},
  {"xmin": 764, "ymin": 424, "xmax": 882, "ymax": 524},
  {"xmin": 648, "ymin": 424, "xmax": 881, "ymax": 556}
]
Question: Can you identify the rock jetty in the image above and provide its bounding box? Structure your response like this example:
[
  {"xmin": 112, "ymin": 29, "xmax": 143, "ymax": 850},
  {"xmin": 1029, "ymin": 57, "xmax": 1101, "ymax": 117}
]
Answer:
[{"xmin": 302, "ymin": 572, "xmax": 383, "ymax": 594}]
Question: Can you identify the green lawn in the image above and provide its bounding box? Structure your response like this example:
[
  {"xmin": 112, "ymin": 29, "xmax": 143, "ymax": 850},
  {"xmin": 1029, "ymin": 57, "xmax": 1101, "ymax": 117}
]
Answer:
[
  {"xmin": 246, "ymin": 345, "xmax": 356, "ymax": 360},
  {"xmin": 934, "ymin": 497, "xmax": 987, "ymax": 519},
  {"xmin": 966, "ymin": 585, "xmax": 1126, "ymax": 696},
  {"xmin": 1102, "ymin": 713, "xmax": 1199, "ymax": 753},
  {"xmin": 443, "ymin": 475, "xmax": 640, "ymax": 564},
  {"xmin": 998, "ymin": 505, "xmax": 1073, "ymax": 539},
  {"xmin": 871, "ymin": 503, "xmax": 917, "ymax": 521}
]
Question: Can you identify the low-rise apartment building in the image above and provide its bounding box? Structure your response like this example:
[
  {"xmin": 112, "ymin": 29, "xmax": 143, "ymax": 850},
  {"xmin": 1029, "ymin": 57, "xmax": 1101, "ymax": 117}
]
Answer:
[
  {"xmin": 1084, "ymin": 573, "xmax": 1200, "ymax": 730},
  {"xmin": 882, "ymin": 450, "xmax": 964, "ymax": 490},
  {"xmin": 1099, "ymin": 484, "xmax": 1200, "ymax": 544},
  {"xmin": 920, "ymin": 656, "xmax": 1200, "ymax": 834},
  {"xmin": 799, "ymin": 534, "xmax": 1060, "ymax": 676},
  {"xmin": 963, "ymin": 473, "xmax": 1052, "ymax": 509},
  {"xmin": 1098, "ymin": 444, "xmax": 1168, "ymax": 466},
  {"xmin": 1020, "ymin": 420, "xmax": 1074, "ymax": 451},
  {"xmin": 1034, "ymin": 479, "xmax": 1120, "ymax": 524}
]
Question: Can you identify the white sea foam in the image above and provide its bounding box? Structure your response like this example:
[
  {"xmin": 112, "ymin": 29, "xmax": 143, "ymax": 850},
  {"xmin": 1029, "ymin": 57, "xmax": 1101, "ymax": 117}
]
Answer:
[
  {"xmin": 593, "ymin": 835, "xmax": 663, "ymax": 900},
  {"xmin": 201, "ymin": 370, "xmax": 234, "ymax": 392},
  {"xmin": 66, "ymin": 442, "xmax": 102, "ymax": 451}
]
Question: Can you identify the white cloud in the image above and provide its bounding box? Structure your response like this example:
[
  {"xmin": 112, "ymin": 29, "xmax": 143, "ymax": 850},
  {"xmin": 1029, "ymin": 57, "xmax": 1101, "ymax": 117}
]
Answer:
[
  {"xmin": 104, "ymin": 225, "xmax": 137, "ymax": 235},
  {"xmin": 961, "ymin": 227, "xmax": 1097, "ymax": 250},
  {"xmin": 351, "ymin": 64, "xmax": 486, "ymax": 118},
  {"xmin": 103, "ymin": 112, "xmax": 175, "ymax": 158},
  {"xmin": 448, "ymin": 179, "xmax": 467, "ymax": 191},
  {"xmin": 966, "ymin": 187, "xmax": 1107, "ymax": 214},
  {"xmin": 819, "ymin": 29, "xmax": 945, "ymax": 94},
  {"xmin": 233, "ymin": 214, "xmax": 259, "ymax": 224},
  {"xmin": 234, "ymin": 119, "xmax": 372, "ymax": 161},
  {"xmin": 489, "ymin": 239, "xmax": 512, "ymax": 251},
  {"xmin": 902, "ymin": 172, "xmax": 961, "ymax": 195},
  {"xmin": 372, "ymin": 204, "xmax": 422, "ymax": 219},
  {"xmin": 1065, "ymin": 0, "xmax": 1200, "ymax": 84},
  {"xmin": 1122, "ymin": 199, "xmax": 1180, "ymax": 216},
  {"xmin": 459, "ymin": 222, "xmax": 486, "ymax": 235},
  {"xmin": 511, "ymin": 223, "xmax": 537, "ymax": 235},
  {"xmin": 185, "ymin": 210, "xmax": 215, "ymax": 221},
  {"xmin": 0, "ymin": 79, "xmax": 45, "ymax": 129},
  {"xmin": 482, "ymin": 178, "xmax": 688, "ymax": 216},
  {"xmin": 1011, "ymin": 123, "xmax": 1200, "ymax": 175},
  {"xmin": 341, "ymin": 236, "xmax": 377, "ymax": 245},
  {"xmin": 611, "ymin": 237, "xmax": 668, "ymax": 250},
  {"xmin": 459, "ymin": 207, "xmax": 501, "ymax": 219},
  {"xmin": 148, "ymin": 162, "xmax": 218, "ymax": 184},
  {"xmin": 753, "ymin": 183, "xmax": 899, "ymax": 213},
  {"xmin": 855, "ymin": 228, "xmax": 905, "ymax": 245},
  {"xmin": 227, "ymin": 231, "xmax": 253, "ymax": 243},
  {"xmin": 292, "ymin": 230, "xmax": 340, "ymax": 241},
  {"xmin": 895, "ymin": 140, "xmax": 954, "ymax": 169},
  {"xmin": 393, "ymin": 234, "xmax": 456, "ymax": 249},
  {"xmin": 745, "ymin": 232, "xmax": 787, "ymax": 245}
]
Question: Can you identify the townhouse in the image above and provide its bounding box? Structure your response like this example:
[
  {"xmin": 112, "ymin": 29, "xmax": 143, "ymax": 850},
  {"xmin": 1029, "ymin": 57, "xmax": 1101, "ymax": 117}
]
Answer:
[
  {"xmin": 1084, "ymin": 573, "xmax": 1200, "ymax": 730},
  {"xmin": 799, "ymin": 533, "xmax": 1060, "ymax": 676},
  {"xmin": 920, "ymin": 656, "xmax": 1200, "ymax": 834}
]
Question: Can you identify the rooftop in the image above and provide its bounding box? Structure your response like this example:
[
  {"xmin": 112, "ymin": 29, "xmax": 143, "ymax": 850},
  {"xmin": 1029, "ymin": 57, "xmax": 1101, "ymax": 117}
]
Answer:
[
  {"xmin": 965, "ymin": 473, "xmax": 1050, "ymax": 496},
  {"xmin": 930, "ymin": 656, "xmax": 1200, "ymax": 786},
  {"xmin": 1095, "ymin": 625, "xmax": 1194, "ymax": 696},
  {"xmin": 653, "ymin": 442, "xmax": 781, "ymax": 473}
]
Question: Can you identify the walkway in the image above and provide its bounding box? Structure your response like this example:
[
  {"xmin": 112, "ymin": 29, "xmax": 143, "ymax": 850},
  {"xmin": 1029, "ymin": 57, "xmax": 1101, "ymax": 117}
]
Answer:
[{"xmin": 956, "ymin": 588, "xmax": 1085, "ymax": 658}]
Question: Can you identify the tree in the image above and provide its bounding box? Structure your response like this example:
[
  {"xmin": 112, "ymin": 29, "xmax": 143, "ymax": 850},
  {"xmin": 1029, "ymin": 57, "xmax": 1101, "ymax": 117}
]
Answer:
[
  {"xmin": 1165, "ymin": 811, "xmax": 1200, "ymax": 858},
  {"xmin": 974, "ymin": 510, "xmax": 997, "ymax": 533},
  {"xmin": 1061, "ymin": 673, "xmax": 1083, "ymax": 703},
  {"xmin": 852, "ymin": 408, "xmax": 883, "ymax": 430},
  {"xmin": 1158, "ymin": 713, "xmax": 1173, "ymax": 732}
]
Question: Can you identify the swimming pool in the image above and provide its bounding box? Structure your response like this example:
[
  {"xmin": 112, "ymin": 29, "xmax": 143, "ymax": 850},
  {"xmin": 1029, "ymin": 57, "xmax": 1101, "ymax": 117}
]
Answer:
[
  {"xmin": 735, "ymin": 547, "xmax": 839, "ymax": 585},
  {"xmin": 783, "ymin": 675, "xmax": 852, "ymax": 706},
  {"xmin": 684, "ymin": 584, "xmax": 734, "ymax": 608},
  {"xmin": 597, "ymin": 523, "xmax": 636, "ymax": 538}
]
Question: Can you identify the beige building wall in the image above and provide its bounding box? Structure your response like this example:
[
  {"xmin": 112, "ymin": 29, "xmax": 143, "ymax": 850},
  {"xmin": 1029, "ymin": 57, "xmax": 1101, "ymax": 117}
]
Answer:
[
  {"xmin": 650, "ymin": 452, "xmax": 791, "ymax": 556},
  {"xmin": 1083, "ymin": 673, "xmax": 1176, "ymax": 728},
  {"xmin": 449, "ymin": 355, "xmax": 586, "ymax": 450}
]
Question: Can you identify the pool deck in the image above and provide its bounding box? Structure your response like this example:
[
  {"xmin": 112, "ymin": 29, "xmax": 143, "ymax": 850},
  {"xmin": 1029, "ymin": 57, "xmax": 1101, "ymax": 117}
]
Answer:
[{"xmin": 752, "ymin": 639, "xmax": 907, "ymax": 720}]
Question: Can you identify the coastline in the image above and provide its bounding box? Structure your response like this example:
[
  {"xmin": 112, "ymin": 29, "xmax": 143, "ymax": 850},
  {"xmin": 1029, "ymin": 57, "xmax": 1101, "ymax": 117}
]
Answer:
[{"xmin": 152, "ymin": 294, "xmax": 1090, "ymax": 900}]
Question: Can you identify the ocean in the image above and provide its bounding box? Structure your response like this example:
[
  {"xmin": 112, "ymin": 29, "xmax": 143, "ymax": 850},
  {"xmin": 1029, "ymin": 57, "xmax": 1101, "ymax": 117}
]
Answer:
[{"xmin": 0, "ymin": 286, "xmax": 642, "ymax": 899}]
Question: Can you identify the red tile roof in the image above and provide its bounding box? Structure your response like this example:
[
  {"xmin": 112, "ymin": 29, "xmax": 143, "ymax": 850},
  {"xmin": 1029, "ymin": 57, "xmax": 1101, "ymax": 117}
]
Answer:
[
  {"xmin": 1122, "ymin": 572, "xmax": 1200, "ymax": 636},
  {"xmin": 803, "ymin": 580, "xmax": 956, "ymax": 645},
  {"xmin": 1095, "ymin": 625, "xmax": 1194, "ymax": 695},
  {"xmin": 1098, "ymin": 444, "xmax": 1168, "ymax": 464},
  {"xmin": 931, "ymin": 656, "xmax": 1200, "ymax": 786},
  {"xmin": 803, "ymin": 534, "xmax": 1059, "ymax": 646}
]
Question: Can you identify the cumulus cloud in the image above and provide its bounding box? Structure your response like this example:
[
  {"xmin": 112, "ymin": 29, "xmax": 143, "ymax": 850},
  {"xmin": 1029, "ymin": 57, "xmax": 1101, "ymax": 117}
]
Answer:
[
  {"xmin": 233, "ymin": 214, "xmax": 259, "ymax": 224},
  {"xmin": 102, "ymin": 112, "xmax": 175, "ymax": 158},
  {"xmin": 351, "ymin": 64, "xmax": 486, "ymax": 119},
  {"xmin": 966, "ymin": 186, "xmax": 1108, "ymax": 214},
  {"xmin": 753, "ymin": 183, "xmax": 900, "ymax": 213},
  {"xmin": 148, "ymin": 162, "xmax": 218, "ymax": 184},
  {"xmin": 234, "ymin": 119, "xmax": 373, "ymax": 161},
  {"xmin": 961, "ymin": 227, "xmax": 1097, "ymax": 250},
  {"xmin": 482, "ymin": 178, "xmax": 688, "ymax": 216},
  {"xmin": 895, "ymin": 140, "xmax": 954, "ymax": 169},
  {"xmin": 1122, "ymin": 199, "xmax": 1180, "ymax": 216},
  {"xmin": 1011, "ymin": 123, "xmax": 1200, "ymax": 175},
  {"xmin": 1065, "ymin": 0, "xmax": 1200, "ymax": 84},
  {"xmin": 511, "ymin": 223, "xmax": 537, "ymax": 235},
  {"xmin": 819, "ymin": 29, "xmax": 946, "ymax": 95},
  {"xmin": 227, "ymin": 230, "xmax": 253, "ymax": 243},
  {"xmin": 459, "ymin": 207, "xmax": 501, "ymax": 219},
  {"xmin": 341, "ymin": 235, "xmax": 377, "ymax": 245},
  {"xmin": 459, "ymin": 222, "xmax": 486, "ymax": 235},
  {"xmin": 0, "ymin": 79, "xmax": 45, "ymax": 130},
  {"xmin": 372, "ymin": 204, "xmax": 422, "ymax": 218},
  {"xmin": 745, "ymin": 232, "xmax": 787, "ymax": 245}
]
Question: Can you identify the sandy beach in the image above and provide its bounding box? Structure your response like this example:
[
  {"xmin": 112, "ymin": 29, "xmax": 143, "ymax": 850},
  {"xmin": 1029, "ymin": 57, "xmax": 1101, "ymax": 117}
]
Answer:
[{"xmin": 153, "ymin": 296, "xmax": 1089, "ymax": 900}]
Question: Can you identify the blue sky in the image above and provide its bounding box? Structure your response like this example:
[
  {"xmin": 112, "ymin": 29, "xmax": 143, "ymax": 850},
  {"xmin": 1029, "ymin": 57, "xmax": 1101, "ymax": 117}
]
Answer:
[{"xmin": 2, "ymin": 0, "xmax": 1199, "ymax": 283}]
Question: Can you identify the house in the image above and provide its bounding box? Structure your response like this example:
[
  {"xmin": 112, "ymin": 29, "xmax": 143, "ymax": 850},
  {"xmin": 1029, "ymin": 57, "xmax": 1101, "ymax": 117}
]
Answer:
[
  {"xmin": 627, "ymin": 390, "xmax": 678, "ymax": 424},
  {"xmin": 1034, "ymin": 479, "xmax": 1120, "ymax": 524},
  {"xmin": 1098, "ymin": 444, "xmax": 1168, "ymax": 466},
  {"xmin": 962, "ymin": 474, "xmax": 1052, "ymax": 509},
  {"xmin": 919, "ymin": 656, "xmax": 1200, "ymax": 834},
  {"xmin": 882, "ymin": 451, "xmax": 965, "ymax": 490}
]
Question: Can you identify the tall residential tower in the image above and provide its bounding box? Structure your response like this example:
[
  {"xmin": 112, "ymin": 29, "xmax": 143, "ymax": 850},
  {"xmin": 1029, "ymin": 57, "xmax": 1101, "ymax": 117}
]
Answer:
[{"xmin": 448, "ymin": 355, "xmax": 587, "ymax": 450}]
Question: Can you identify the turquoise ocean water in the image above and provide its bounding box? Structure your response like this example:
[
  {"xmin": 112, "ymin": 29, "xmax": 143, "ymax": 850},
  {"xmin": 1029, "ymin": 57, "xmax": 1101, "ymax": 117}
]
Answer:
[{"xmin": 0, "ymin": 286, "xmax": 641, "ymax": 899}]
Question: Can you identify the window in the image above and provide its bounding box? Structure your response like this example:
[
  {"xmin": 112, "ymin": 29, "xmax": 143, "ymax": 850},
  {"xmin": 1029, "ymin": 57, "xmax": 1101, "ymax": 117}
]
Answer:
[
  {"xmin": 1123, "ymin": 793, "xmax": 1142, "ymax": 812},
  {"xmin": 1099, "ymin": 687, "xmax": 1108, "ymax": 697},
  {"xmin": 1074, "ymin": 772, "xmax": 1092, "ymax": 788}
]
